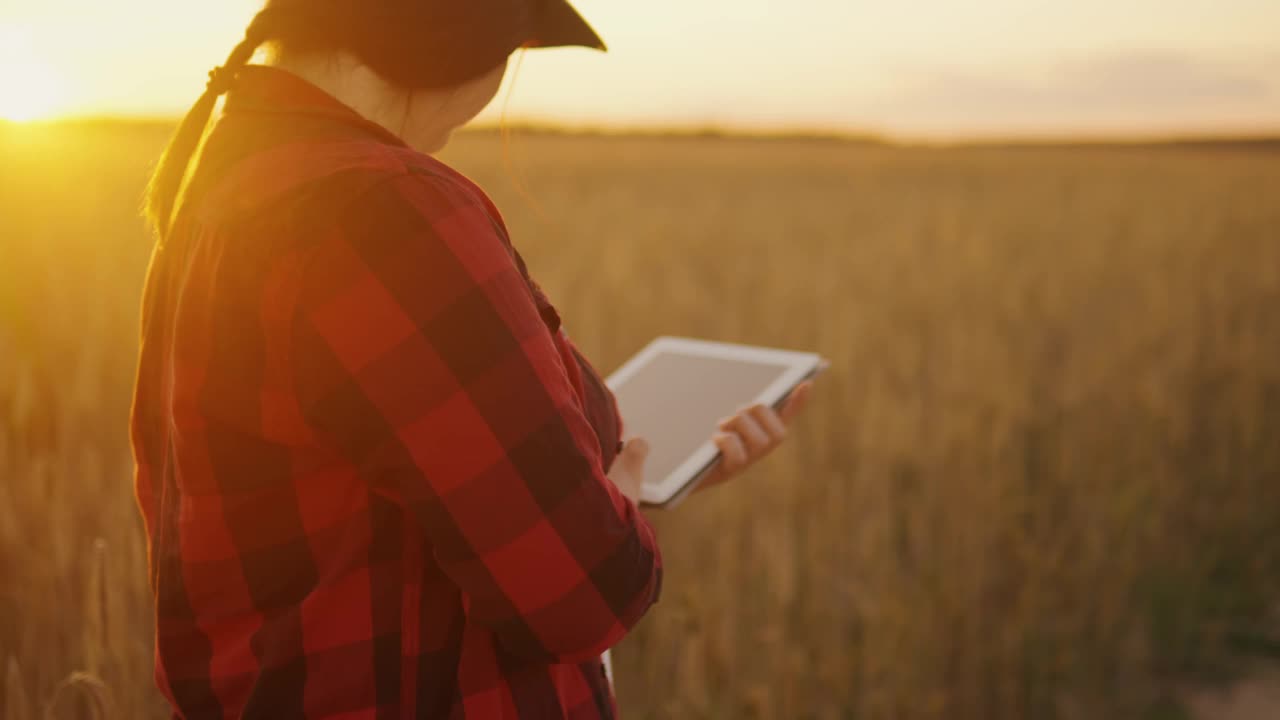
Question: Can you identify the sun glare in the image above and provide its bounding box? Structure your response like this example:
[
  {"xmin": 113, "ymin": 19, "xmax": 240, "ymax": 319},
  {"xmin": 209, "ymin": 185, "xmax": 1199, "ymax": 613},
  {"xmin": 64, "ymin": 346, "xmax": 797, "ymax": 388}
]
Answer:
[{"xmin": 0, "ymin": 26, "xmax": 67, "ymax": 122}]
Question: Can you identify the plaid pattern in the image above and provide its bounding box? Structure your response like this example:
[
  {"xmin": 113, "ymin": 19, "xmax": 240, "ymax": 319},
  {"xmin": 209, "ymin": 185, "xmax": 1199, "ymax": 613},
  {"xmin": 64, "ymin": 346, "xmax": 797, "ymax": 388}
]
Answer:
[{"xmin": 130, "ymin": 65, "xmax": 662, "ymax": 719}]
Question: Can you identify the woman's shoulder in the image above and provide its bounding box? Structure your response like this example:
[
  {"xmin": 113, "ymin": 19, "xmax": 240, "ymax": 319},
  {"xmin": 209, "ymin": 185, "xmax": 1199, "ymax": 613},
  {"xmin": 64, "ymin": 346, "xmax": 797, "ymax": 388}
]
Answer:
[
  {"xmin": 337, "ymin": 152, "xmax": 512, "ymax": 252},
  {"xmin": 390, "ymin": 152, "xmax": 509, "ymax": 231},
  {"xmin": 193, "ymin": 134, "xmax": 502, "ymax": 237}
]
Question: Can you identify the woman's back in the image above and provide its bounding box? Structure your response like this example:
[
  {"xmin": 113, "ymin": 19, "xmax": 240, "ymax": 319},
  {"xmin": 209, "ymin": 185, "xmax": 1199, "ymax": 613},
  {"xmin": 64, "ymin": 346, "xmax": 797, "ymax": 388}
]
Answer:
[{"xmin": 131, "ymin": 65, "xmax": 662, "ymax": 719}]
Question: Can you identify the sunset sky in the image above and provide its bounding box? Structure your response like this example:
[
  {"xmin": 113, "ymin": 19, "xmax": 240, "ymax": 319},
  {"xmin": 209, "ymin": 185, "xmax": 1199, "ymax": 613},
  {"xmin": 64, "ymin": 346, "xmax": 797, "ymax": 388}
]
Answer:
[{"xmin": 2, "ymin": 0, "xmax": 1278, "ymax": 138}]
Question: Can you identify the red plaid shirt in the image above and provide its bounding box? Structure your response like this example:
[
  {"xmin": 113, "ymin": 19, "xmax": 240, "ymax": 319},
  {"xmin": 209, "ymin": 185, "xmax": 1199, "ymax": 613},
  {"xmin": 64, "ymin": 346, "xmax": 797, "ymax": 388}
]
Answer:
[{"xmin": 130, "ymin": 65, "xmax": 663, "ymax": 719}]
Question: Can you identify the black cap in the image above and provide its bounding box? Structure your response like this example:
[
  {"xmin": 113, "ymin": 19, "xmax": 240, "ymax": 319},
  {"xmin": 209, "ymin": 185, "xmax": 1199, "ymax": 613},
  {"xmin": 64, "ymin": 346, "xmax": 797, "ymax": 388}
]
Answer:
[
  {"xmin": 529, "ymin": 0, "xmax": 607, "ymax": 52},
  {"xmin": 256, "ymin": 0, "xmax": 606, "ymax": 89}
]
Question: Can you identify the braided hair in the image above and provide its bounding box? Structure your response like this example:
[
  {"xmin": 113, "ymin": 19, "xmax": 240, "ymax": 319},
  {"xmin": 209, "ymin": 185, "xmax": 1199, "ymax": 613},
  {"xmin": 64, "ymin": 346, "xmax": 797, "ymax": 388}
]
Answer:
[{"xmin": 143, "ymin": 9, "xmax": 275, "ymax": 240}]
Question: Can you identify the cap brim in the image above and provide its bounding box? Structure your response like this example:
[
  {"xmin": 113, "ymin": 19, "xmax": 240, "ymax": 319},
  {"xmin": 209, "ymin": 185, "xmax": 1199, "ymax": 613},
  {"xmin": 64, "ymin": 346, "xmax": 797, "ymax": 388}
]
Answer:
[{"xmin": 527, "ymin": 0, "xmax": 607, "ymax": 51}]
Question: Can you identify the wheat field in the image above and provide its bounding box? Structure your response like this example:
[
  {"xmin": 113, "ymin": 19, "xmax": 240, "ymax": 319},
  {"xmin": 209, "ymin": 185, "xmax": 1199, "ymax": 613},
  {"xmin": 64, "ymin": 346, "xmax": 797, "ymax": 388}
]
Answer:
[{"xmin": 2, "ymin": 120, "xmax": 1279, "ymax": 719}]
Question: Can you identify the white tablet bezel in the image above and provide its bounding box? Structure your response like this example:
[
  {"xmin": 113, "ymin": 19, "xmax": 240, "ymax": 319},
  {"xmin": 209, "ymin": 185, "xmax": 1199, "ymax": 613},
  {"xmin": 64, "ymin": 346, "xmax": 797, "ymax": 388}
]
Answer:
[{"xmin": 605, "ymin": 336, "xmax": 827, "ymax": 507}]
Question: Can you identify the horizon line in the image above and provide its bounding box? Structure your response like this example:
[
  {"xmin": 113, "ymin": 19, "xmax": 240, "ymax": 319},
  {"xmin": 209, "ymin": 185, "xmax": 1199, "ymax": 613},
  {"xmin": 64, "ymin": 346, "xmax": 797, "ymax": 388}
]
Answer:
[{"xmin": 4, "ymin": 114, "xmax": 1279, "ymax": 148}]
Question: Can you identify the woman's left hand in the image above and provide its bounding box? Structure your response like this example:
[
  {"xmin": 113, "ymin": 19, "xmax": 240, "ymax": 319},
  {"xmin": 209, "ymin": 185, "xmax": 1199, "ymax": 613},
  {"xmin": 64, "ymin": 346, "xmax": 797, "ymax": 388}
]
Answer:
[{"xmin": 694, "ymin": 380, "xmax": 815, "ymax": 494}]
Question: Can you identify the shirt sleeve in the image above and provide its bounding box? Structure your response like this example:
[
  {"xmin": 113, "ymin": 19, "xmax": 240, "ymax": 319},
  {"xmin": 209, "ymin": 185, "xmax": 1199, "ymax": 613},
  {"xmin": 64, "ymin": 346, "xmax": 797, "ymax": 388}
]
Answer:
[{"xmin": 289, "ymin": 171, "xmax": 662, "ymax": 663}]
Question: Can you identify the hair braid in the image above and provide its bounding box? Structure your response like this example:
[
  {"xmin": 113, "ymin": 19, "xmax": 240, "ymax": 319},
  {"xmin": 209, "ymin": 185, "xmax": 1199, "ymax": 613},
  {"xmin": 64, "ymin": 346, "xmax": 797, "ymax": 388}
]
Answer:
[{"xmin": 143, "ymin": 9, "xmax": 276, "ymax": 241}]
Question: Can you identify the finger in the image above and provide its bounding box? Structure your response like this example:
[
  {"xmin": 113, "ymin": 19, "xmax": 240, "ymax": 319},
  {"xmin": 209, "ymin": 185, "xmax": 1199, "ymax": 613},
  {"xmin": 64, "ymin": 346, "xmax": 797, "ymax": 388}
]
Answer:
[
  {"xmin": 713, "ymin": 430, "xmax": 748, "ymax": 473},
  {"xmin": 716, "ymin": 406, "xmax": 774, "ymax": 441},
  {"xmin": 779, "ymin": 381, "xmax": 813, "ymax": 424},
  {"xmin": 721, "ymin": 410, "xmax": 771, "ymax": 455},
  {"xmin": 618, "ymin": 436, "xmax": 649, "ymax": 473},
  {"xmin": 747, "ymin": 403, "xmax": 787, "ymax": 444},
  {"xmin": 623, "ymin": 435, "xmax": 649, "ymax": 459}
]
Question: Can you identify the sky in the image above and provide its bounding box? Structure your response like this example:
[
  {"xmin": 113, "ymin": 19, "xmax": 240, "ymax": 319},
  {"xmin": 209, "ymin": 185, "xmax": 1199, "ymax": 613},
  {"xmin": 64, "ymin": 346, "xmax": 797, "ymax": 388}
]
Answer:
[{"xmin": 1, "ymin": 0, "xmax": 1278, "ymax": 138}]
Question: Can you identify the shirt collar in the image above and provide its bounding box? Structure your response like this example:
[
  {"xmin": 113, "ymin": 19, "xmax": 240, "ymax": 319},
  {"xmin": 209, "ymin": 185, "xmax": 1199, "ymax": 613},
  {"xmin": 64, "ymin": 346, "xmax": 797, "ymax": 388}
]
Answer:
[{"xmin": 223, "ymin": 64, "xmax": 410, "ymax": 149}]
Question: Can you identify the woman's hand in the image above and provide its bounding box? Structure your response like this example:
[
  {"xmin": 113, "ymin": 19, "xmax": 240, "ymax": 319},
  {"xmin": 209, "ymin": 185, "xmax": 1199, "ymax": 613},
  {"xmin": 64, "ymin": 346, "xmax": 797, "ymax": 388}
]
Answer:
[
  {"xmin": 607, "ymin": 436, "xmax": 649, "ymax": 505},
  {"xmin": 695, "ymin": 380, "xmax": 815, "ymax": 494}
]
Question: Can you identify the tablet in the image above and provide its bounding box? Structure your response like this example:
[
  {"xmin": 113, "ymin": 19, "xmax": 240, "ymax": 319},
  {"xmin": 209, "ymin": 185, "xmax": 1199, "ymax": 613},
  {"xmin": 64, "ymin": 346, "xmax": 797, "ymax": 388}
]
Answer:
[{"xmin": 604, "ymin": 336, "xmax": 829, "ymax": 508}]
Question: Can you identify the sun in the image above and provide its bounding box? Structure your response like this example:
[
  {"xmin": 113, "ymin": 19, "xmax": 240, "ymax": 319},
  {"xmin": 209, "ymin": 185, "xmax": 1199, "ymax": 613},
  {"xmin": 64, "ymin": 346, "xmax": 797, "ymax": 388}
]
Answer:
[{"xmin": 0, "ymin": 26, "xmax": 67, "ymax": 122}]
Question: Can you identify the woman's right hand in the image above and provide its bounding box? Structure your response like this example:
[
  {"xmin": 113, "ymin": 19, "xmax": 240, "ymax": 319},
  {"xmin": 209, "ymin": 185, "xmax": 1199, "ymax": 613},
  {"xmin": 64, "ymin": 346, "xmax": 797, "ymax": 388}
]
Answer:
[{"xmin": 607, "ymin": 437, "xmax": 649, "ymax": 505}]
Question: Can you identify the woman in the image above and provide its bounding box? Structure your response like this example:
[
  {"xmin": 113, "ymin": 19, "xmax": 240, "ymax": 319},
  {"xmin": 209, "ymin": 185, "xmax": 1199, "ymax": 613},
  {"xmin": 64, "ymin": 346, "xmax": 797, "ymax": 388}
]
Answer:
[{"xmin": 130, "ymin": 0, "xmax": 813, "ymax": 717}]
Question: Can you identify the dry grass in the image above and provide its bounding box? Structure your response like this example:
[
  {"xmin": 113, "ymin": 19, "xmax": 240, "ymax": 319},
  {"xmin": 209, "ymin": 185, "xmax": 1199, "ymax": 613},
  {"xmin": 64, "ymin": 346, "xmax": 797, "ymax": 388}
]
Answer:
[{"xmin": 2, "ymin": 120, "xmax": 1279, "ymax": 718}]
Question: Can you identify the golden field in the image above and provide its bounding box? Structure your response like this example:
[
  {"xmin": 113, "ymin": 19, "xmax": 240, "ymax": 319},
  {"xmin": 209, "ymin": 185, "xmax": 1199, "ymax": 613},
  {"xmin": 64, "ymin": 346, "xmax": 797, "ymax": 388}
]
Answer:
[{"xmin": 2, "ymin": 121, "xmax": 1279, "ymax": 719}]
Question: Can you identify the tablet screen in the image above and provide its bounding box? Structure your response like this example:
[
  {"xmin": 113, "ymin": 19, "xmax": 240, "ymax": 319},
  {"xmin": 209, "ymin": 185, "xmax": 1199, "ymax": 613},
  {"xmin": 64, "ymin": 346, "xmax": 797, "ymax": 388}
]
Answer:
[{"xmin": 609, "ymin": 349, "xmax": 795, "ymax": 495}]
